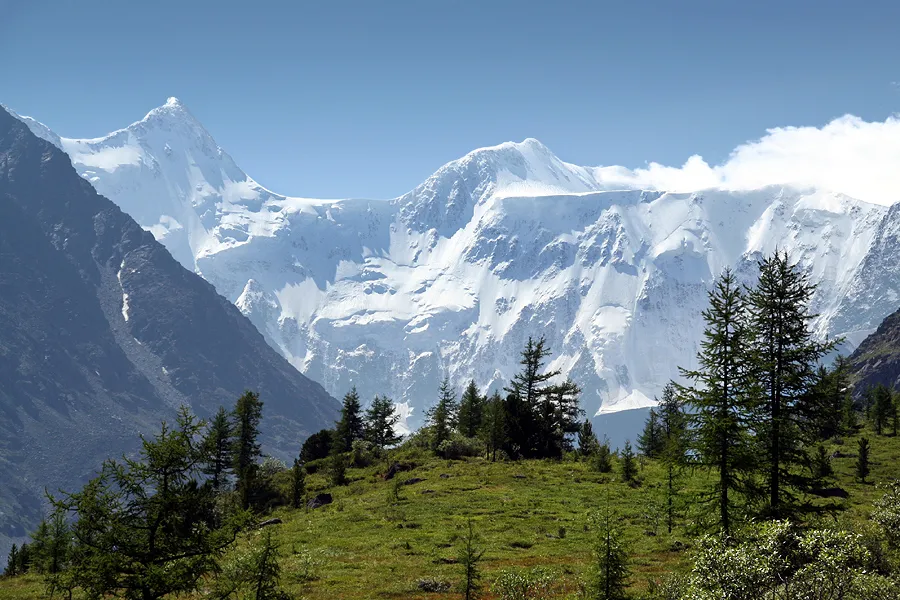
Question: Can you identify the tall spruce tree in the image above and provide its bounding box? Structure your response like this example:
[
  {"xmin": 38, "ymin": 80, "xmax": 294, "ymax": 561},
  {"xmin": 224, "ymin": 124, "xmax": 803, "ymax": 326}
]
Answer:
[
  {"xmin": 657, "ymin": 383, "xmax": 687, "ymax": 534},
  {"xmin": 4, "ymin": 544, "xmax": 18, "ymax": 577},
  {"xmin": 479, "ymin": 391, "xmax": 506, "ymax": 461},
  {"xmin": 591, "ymin": 507, "xmax": 630, "ymax": 600},
  {"xmin": 540, "ymin": 379, "xmax": 582, "ymax": 457},
  {"xmin": 365, "ymin": 395, "xmax": 402, "ymax": 449},
  {"xmin": 427, "ymin": 378, "xmax": 459, "ymax": 454},
  {"xmin": 578, "ymin": 419, "xmax": 600, "ymax": 457},
  {"xmin": 620, "ymin": 440, "xmax": 638, "ymax": 484},
  {"xmin": 504, "ymin": 337, "xmax": 575, "ymax": 458},
  {"xmin": 856, "ymin": 437, "xmax": 871, "ymax": 483},
  {"xmin": 29, "ymin": 511, "xmax": 70, "ymax": 575},
  {"xmin": 637, "ymin": 409, "xmax": 664, "ymax": 458},
  {"xmin": 457, "ymin": 380, "xmax": 486, "ymax": 438},
  {"xmin": 871, "ymin": 384, "xmax": 893, "ymax": 436},
  {"xmin": 808, "ymin": 359, "xmax": 850, "ymax": 440},
  {"xmin": 233, "ymin": 391, "xmax": 264, "ymax": 510},
  {"xmin": 747, "ymin": 251, "xmax": 836, "ymax": 516},
  {"xmin": 203, "ymin": 406, "xmax": 234, "ymax": 492},
  {"xmin": 677, "ymin": 268, "xmax": 756, "ymax": 535},
  {"xmin": 334, "ymin": 387, "xmax": 365, "ymax": 453}
]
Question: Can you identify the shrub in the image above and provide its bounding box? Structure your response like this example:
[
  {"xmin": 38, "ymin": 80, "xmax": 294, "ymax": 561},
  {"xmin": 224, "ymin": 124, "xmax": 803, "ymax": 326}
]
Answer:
[
  {"xmin": 592, "ymin": 439, "xmax": 613, "ymax": 473},
  {"xmin": 351, "ymin": 439, "xmax": 377, "ymax": 468},
  {"xmin": 492, "ymin": 567, "xmax": 558, "ymax": 600},
  {"xmin": 685, "ymin": 521, "xmax": 897, "ymax": 600},
  {"xmin": 873, "ymin": 480, "xmax": 900, "ymax": 549},
  {"xmin": 437, "ymin": 433, "xmax": 481, "ymax": 460},
  {"xmin": 417, "ymin": 578, "xmax": 452, "ymax": 592},
  {"xmin": 329, "ymin": 453, "xmax": 348, "ymax": 487}
]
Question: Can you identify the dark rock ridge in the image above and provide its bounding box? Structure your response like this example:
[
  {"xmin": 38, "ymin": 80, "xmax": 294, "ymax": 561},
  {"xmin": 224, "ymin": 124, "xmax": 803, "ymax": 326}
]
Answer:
[
  {"xmin": 0, "ymin": 107, "xmax": 338, "ymax": 559},
  {"xmin": 847, "ymin": 308, "xmax": 900, "ymax": 394}
]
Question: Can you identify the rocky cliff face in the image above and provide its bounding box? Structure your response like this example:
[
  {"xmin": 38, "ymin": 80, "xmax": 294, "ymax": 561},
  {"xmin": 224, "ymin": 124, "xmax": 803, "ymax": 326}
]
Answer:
[
  {"xmin": 847, "ymin": 300, "xmax": 900, "ymax": 393},
  {"xmin": 0, "ymin": 107, "xmax": 338, "ymax": 559}
]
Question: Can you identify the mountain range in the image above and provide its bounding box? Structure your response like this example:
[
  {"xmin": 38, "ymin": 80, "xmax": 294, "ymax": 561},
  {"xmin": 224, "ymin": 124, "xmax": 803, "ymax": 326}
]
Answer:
[
  {"xmin": 12, "ymin": 98, "xmax": 900, "ymax": 435},
  {"xmin": 0, "ymin": 106, "xmax": 338, "ymax": 560}
]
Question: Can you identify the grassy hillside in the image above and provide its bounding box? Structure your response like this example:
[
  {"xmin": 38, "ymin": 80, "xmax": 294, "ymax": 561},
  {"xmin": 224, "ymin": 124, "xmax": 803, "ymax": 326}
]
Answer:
[{"xmin": 3, "ymin": 425, "xmax": 900, "ymax": 600}]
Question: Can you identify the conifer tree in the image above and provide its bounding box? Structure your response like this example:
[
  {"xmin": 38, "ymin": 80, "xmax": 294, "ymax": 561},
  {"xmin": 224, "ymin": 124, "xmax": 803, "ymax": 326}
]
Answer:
[
  {"xmin": 857, "ymin": 437, "xmax": 871, "ymax": 483},
  {"xmin": 248, "ymin": 528, "xmax": 284, "ymax": 600},
  {"xmin": 364, "ymin": 395, "xmax": 402, "ymax": 449},
  {"xmin": 578, "ymin": 420, "xmax": 600, "ymax": 457},
  {"xmin": 808, "ymin": 359, "xmax": 849, "ymax": 440},
  {"xmin": 427, "ymin": 378, "xmax": 459, "ymax": 454},
  {"xmin": 14, "ymin": 544, "xmax": 30, "ymax": 575},
  {"xmin": 637, "ymin": 409, "xmax": 664, "ymax": 458},
  {"xmin": 30, "ymin": 511, "xmax": 70, "ymax": 575},
  {"xmin": 51, "ymin": 406, "xmax": 249, "ymax": 599},
  {"xmin": 46, "ymin": 511, "xmax": 70, "ymax": 575},
  {"xmin": 620, "ymin": 440, "xmax": 637, "ymax": 484},
  {"xmin": 203, "ymin": 406, "xmax": 234, "ymax": 492},
  {"xmin": 594, "ymin": 437, "xmax": 614, "ymax": 473},
  {"xmin": 747, "ymin": 251, "xmax": 836, "ymax": 515},
  {"xmin": 334, "ymin": 387, "xmax": 365, "ymax": 453},
  {"xmin": 233, "ymin": 391, "xmax": 264, "ymax": 510},
  {"xmin": 290, "ymin": 458, "xmax": 306, "ymax": 509},
  {"xmin": 299, "ymin": 429, "xmax": 333, "ymax": 463},
  {"xmin": 329, "ymin": 452, "xmax": 348, "ymax": 487},
  {"xmin": 657, "ymin": 383, "xmax": 687, "ymax": 533},
  {"xmin": 458, "ymin": 380, "xmax": 485, "ymax": 438},
  {"xmin": 810, "ymin": 445, "xmax": 834, "ymax": 488},
  {"xmin": 505, "ymin": 337, "xmax": 555, "ymax": 456},
  {"xmin": 4, "ymin": 544, "xmax": 18, "ymax": 577},
  {"xmin": 479, "ymin": 391, "xmax": 506, "ymax": 461},
  {"xmin": 591, "ymin": 507, "xmax": 629, "ymax": 600},
  {"xmin": 29, "ymin": 519, "xmax": 50, "ymax": 573},
  {"xmin": 458, "ymin": 518, "xmax": 484, "ymax": 600},
  {"xmin": 871, "ymin": 385, "xmax": 893, "ymax": 436},
  {"xmin": 537, "ymin": 379, "xmax": 582, "ymax": 457},
  {"xmin": 677, "ymin": 268, "xmax": 756, "ymax": 535}
]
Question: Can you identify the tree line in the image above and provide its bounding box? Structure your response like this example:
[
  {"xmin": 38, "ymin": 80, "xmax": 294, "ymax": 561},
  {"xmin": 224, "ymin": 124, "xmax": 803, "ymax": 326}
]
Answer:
[
  {"xmin": 2, "ymin": 393, "xmax": 300, "ymax": 599},
  {"xmin": 630, "ymin": 250, "xmax": 889, "ymax": 535}
]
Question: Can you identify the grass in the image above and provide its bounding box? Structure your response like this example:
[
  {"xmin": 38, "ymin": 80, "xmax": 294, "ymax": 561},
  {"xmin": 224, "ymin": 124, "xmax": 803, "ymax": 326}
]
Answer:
[{"xmin": 3, "ymin": 425, "xmax": 900, "ymax": 599}]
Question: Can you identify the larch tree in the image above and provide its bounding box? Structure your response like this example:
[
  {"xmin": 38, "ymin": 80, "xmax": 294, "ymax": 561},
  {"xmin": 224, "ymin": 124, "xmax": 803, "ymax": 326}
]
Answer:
[
  {"xmin": 479, "ymin": 391, "xmax": 507, "ymax": 461},
  {"xmin": 233, "ymin": 391, "xmax": 264, "ymax": 510},
  {"xmin": 504, "ymin": 336, "xmax": 569, "ymax": 458},
  {"xmin": 657, "ymin": 382, "xmax": 688, "ymax": 533},
  {"xmin": 203, "ymin": 405, "xmax": 234, "ymax": 492},
  {"xmin": 637, "ymin": 409, "xmax": 664, "ymax": 458},
  {"xmin": 51, "ymin": 406, "xmax": 248, "ymax": 600},
  {"xmin": 457, "ymin": 380, "xmax": 486, "ymax": 438},
  {"xmin": 747, "ymin": 251, "xmax": 836, "ymax": 516},
  {"xmin": 677, "ymin": 268, "xmax": 757, "ymax": 535},
  {"xmin": 365, "ymin": 395, "xmax": 402, "ymax": 449},
  {"xmin": 427, "ymin": 378, "xmax": 459, "ymax": 454},
  {"xmin": 334, "ymin": 387, "xmax": 365, "ymax": 453}
]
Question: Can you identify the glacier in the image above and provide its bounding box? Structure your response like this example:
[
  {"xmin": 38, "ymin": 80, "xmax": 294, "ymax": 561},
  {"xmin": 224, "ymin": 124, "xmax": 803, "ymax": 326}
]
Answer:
[{"xmin": 12, "ymin": 98, "xmax": 900, "ymax": 433}]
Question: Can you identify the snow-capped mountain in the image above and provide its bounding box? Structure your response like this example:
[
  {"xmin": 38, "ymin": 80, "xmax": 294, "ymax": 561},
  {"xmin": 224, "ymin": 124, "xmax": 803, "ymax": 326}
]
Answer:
[{"xmin": 13, "ymin": 99, "xmax": 900, "ymax": 431}]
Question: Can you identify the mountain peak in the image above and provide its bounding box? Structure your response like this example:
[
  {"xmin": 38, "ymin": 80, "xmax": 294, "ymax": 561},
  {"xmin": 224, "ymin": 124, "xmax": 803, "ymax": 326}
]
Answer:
[{"xmin": 140, "ymin": 96, "xmax": 197, "ymax": 125}]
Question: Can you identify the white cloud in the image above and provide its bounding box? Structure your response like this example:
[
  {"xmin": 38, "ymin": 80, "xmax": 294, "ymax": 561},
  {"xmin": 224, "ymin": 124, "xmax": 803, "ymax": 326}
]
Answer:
[{"xmin": 592, "ymin": 114, "xmax": 900, "ymax": 206}]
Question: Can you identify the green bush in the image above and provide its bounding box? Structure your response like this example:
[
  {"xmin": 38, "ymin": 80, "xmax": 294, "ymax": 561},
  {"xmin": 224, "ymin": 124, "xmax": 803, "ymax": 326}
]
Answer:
[{"xmin": 437, "ymin": 433, "xmax": 482, "ymax": 460}]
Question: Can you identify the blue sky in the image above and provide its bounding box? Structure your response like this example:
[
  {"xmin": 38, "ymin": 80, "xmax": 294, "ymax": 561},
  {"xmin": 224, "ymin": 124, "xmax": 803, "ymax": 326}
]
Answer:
[{"xmin": 4, "ymin": 0, "xmax": 900, "ymax": 199}]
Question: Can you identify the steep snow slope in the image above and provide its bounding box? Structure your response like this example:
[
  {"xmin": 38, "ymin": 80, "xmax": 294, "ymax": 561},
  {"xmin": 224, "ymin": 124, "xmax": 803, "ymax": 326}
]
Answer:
[{"xmin": 13, "ymin": 100, "xmax": 894, "ymax": 431}]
